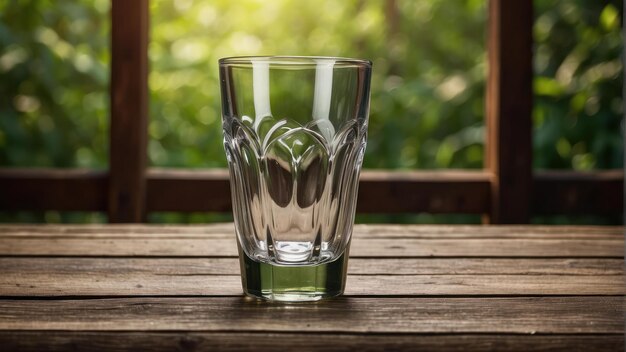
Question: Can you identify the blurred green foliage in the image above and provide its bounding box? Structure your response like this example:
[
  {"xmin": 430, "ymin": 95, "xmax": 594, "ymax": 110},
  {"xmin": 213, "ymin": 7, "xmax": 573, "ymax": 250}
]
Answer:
[
  {"xmin": 0, "ymin": 0, "xmax": 622, "ymax": 223},
  {"xmin": 149, "ymin": 0, "xmax": 487, "ymax": 170},
  {"xmin": 534, "ymin": 0, "xmax": 623, "ymax": 170},
  {"xmin": 0, "ymin": 0, "xmax": 110, "ymax": 168}
]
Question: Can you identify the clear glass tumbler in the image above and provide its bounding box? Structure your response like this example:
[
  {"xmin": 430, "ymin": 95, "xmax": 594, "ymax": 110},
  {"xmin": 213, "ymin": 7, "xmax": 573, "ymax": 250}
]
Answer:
[{"xmin": 219, "ymin": 56, "xmax": 371, "ymax": 301}]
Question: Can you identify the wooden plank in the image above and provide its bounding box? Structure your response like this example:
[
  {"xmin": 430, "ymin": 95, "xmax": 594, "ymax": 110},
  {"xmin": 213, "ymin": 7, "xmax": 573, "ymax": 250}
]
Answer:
[
  {"xmin": 0, "ymin": 223, "xmax": 236, "ymax": 236},
  {"xmin": 485, "ymin": 0, "xmax": 533, "ymax": 223},
  {"xmin": 146, "ymin": 169, "xmax": 492, "ymax": 214},
  {"xmin": 1, "ymin": 258, "xmax": 622, "ymax": 296},
  {"xmin": 352, "ymin": 224, "xmax": 624, "ymax": 239},
  {"xmin": 108, "ymin": 0, "xmax": 149, "ymax": 223},
  {"xmin": 1, "ymin": 332, "xmax": 622, "ymax": 352},
  {"xmin": 0, "ymin": 169, "xmax": 107, "ymax": 211},
  {"xmin": 146, "ymin": 169, "xmax": 232, "ymax": 212},
  {"xmin": 356, "ymin": 170, "xmax": 491, "ymax": 213},
  {"xmin": 346, "ymin": 258, "xmax": 624, "ymax": 275},
  {"xmin": 0, "ymin": 297, "xmax": 621, "ymax": 333},
  {"xmin": 342, "ymin": 238, "xmax": 623, "ymax": 257},
  {"xmin": 0, "ymin": 237, "xmax": 621, "ymax": 257},
  {"xmin": 534, "ymin": 170, "xmax": 624, "ymax": 215},
  {"xmin": 2, "ymin": 224, "xmax": 620, "ymax": 239},
  {"xmin": 2, "ymin": 272, "xmax": 622, "ymax": 296},
  {"xmin": 2, "ymin": 257, "xmax": 622, "ymax": 275}
]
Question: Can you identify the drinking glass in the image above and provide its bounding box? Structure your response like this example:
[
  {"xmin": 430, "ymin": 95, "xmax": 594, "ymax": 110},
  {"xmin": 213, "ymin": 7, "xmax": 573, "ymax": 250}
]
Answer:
[{"xmin": 219, "ymin": 56, "xmax": 372, "ymax": 301}]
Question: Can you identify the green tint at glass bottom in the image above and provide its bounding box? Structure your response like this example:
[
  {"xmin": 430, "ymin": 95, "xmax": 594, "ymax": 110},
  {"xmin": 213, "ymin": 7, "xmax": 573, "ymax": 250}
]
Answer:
[{"xmin": 239, "ymin": 247, "xmax": 349, "ymax": 302}]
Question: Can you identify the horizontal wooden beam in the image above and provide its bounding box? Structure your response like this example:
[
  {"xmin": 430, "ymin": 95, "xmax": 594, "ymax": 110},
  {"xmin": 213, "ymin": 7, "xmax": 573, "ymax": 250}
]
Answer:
[
  {"xmin": 0, "ymin": 169, "xmax": 107, "ymax": 211},
  {"xmin": 533, "ymin": 170, "xmax": 623, "ymax": 215},
  {"xmin": 145, "ymin": 169, "xmax": 492, "ymax": 214},
  {"xmin": 354, "ymin": 170, "xmax": 491, "ymax": 214},
  {"xmin": 0, "ymin": 168, "xmax": 622, "ymax": 216},
  {"xmin": 146, "ymin": 169, "xmax": 232, "ymax": 213}
]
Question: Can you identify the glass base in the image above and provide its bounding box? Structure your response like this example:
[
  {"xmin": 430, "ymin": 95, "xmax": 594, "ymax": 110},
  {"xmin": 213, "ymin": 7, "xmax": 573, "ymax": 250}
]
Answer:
[{"xmin": 239, "ymin": 249, "xmax": 349, "ymax": 302}]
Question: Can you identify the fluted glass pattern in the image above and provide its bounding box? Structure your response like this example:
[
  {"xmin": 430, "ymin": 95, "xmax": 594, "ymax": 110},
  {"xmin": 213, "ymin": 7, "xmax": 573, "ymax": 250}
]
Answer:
[{"xmin": 219, "ymin": 56, "xmax": 371, "ymax": 301}]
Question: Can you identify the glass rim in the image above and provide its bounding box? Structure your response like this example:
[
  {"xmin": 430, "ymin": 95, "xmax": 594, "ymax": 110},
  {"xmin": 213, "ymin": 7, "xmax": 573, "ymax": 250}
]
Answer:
[{"xmin": 219, "ymin": 56, "xmax": 372, "ymax": 68}]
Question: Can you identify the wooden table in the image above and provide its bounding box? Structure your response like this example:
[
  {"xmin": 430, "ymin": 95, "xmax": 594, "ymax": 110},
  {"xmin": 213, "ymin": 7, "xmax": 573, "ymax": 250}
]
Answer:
[{"xmin": 0, "ymin": 224, "xmax": 623, "ymax": 351}]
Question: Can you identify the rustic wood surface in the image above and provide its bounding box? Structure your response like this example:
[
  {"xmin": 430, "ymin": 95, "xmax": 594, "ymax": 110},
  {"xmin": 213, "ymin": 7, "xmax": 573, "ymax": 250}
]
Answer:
[
  {"xmin": 0, "ymin": 224, "xmax": 623, "ymax": 351},
  {"xmin": 1, "ymin": 224, "xmax": 622, "ymax": 257},
  {"xmin": 0, "ymin": 297, "xmax": 622, "ymax": 333}
]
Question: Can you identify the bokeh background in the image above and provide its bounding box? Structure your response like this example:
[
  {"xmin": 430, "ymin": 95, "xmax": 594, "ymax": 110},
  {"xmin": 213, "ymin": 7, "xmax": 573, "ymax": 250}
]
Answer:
[{"xmin": 0, "ymin": 0, "xmax": 623, "ymax": 223}]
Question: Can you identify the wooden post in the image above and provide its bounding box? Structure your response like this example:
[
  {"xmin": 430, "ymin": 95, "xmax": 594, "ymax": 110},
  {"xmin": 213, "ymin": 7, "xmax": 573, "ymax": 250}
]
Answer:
[
  {"xmin": 485, "ymin": 0, "xmax": 533, "ymax": 224},
  {"xmin": 108, "ymin": 0, "xmax": 149, "ymax": 223}
]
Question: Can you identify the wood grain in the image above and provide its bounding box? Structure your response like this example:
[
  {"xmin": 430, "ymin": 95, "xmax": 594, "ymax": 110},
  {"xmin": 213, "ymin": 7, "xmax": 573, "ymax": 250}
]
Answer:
[
  {"xmin": 1, "ymin": 332, "xmax": 622, "ymax": 352},
  {"xmin": 1, "ymin": 225, "xmax": 621, "ymax": 259},
  {"xmin": 2, "ymin": 273, "xmax": 622, "ymax": 296},
  {"xmin": 0, "ymin": 224, "xmax": 623, "ymax": 350},
  {"xmin": 2, "ymin": 257, "xmax": 622, "ymax": 275},
  {"xmin": 1, "ymin": 258, "xmax": 622, "ymax": 296},
  {"xmin": 108, "ymin": 0, "xmax": 149, "ymax": 222},
  {"xmin": 0, "ymin": 297, "xmax": 621, "ymax": 333},
  {"xmin": 1, "ymin": 237, "xmax": 621, "ymax": 257}
]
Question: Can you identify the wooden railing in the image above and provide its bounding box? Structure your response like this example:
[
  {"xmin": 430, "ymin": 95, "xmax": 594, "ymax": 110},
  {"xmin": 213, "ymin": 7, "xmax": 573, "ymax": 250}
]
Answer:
[{"xmin": 0, "ymin": 0, "xmax": 622, "ymax": 223}]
